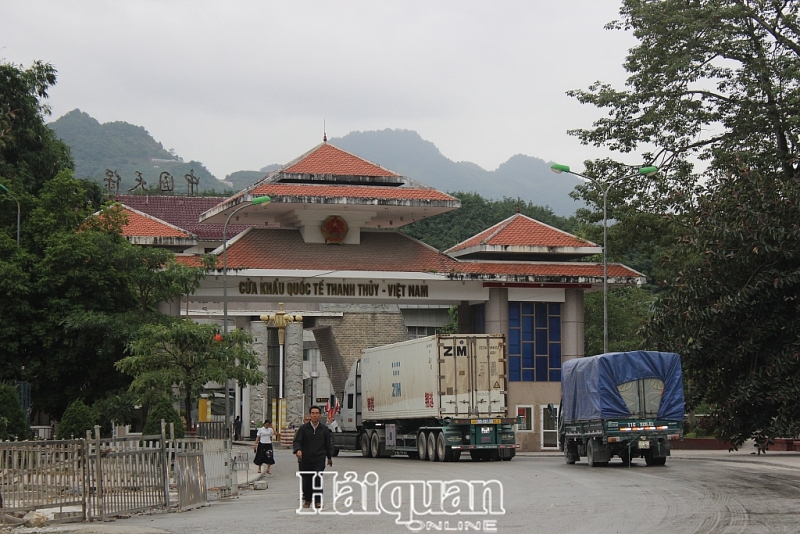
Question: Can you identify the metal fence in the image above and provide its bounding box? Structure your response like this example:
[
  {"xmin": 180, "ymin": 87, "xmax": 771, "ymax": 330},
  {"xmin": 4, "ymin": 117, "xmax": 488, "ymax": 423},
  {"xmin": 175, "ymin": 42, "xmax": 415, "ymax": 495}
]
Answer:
[
  {"xmin": 196, "ymin": 422, "xmax": 230, "ymax": 439},
  {"xmin": 84, "ymin": 433, "xmax": 168, "ymax": 521},
  {"xmin": 0, "ymin": 439, "xmax": 85, "ymax": 524},
  {"xmin": 0, "ymin": 424, "xmax": 236, "ymax": 524}
]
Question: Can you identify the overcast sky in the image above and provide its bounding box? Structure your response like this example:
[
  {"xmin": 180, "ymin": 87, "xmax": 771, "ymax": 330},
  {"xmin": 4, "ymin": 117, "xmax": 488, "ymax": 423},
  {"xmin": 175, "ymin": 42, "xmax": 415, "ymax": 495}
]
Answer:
[{"xmin": 1, "ymin": 1, "xmax": 638, "ymax": 179}]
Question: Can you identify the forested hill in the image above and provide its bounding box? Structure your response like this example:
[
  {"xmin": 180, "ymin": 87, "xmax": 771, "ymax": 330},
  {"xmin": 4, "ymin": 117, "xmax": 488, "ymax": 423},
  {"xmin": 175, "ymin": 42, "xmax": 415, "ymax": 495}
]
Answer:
[
  {"xmin": 48, "ymin": 110, "xmax": 225, "ymax": 193},
  {"xmin": 330, "ymin": 129, "xmax": 585, "ymax": 216},
  {"xmin": 48, "ymin": 111, "xmax": 583, "ymax": 215}
]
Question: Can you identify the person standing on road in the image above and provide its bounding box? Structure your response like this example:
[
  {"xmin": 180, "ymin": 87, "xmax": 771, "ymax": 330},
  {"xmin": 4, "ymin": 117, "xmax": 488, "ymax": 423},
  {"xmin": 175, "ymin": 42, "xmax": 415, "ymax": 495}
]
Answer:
[
  {"xmin": 253, "ymin": 420, "xmax": 275, "ymax": 474},
  {"xmin": 234, "ymin": 416, "xmax": 242, "ymax": 441},
  {"xmin": 293, "ymin": 406, "xmax": 332, "ymax": 509}
]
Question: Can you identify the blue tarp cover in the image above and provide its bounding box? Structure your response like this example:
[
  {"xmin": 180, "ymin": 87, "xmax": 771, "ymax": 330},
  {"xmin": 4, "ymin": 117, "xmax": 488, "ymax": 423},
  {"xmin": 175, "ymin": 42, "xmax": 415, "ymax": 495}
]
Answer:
[{"xmin": 561, "ymin": 351, "xmax": 684, "ymax": 422}]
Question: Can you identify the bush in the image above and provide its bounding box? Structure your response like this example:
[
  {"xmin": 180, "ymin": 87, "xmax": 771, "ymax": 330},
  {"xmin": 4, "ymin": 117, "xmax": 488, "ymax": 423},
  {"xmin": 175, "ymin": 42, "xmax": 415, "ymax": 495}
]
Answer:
[
  {"xmin": 143, "ymin": 399, "xmax": 184, "ymax": 438},
  {"xmin": 0, "ymin": 383, "xmax": 28, "ymax": 440},
  {"xmin": 56, "ymin": 399, "xmax": 97, "ymax": 439}
]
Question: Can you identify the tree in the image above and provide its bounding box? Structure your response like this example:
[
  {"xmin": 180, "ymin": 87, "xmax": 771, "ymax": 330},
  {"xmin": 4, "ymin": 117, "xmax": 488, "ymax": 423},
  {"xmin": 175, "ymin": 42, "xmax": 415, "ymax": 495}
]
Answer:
[
  {"xmin": 93, "ymin": 389, "xmax": 140, "ymax": 436},
  {"xmin": 117, "ymin": 320, "xmax": 265, "ymax": 431},
  {"xmin": 583, "ymin": 287, "xmax": 656, "ymax": 356},
  {"xmin": 568, "ymin": 1, "xmax": 800, "ymax": 447},
  {"xmin": 56, "ymin": 399, "xmax": 96, "ymax": 439},
  {"xmin": 142, "ymin": 397, "xmax": 184, "ymax": 438},
  {"xmin": 0, "ymin": 382, "xmax": 28, "ymax": 440},
  {"xmin": 0, "ymin": 61, "xmax": 72, "ymax": 197},
  {"xmin": 647, "ymin": 169, "xmax": 800, "ymax": 449}
]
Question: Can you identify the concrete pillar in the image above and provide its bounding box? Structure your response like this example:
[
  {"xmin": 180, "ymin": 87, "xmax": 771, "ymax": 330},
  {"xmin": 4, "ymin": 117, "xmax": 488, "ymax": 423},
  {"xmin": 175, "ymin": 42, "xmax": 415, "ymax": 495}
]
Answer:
[
  {"xmin": 562, "ymin": 289, "xmax": 585, "ymax": 362},
  {"xmin": 249, "ymin": 320, "xmax": 269, "ymax": 433},
  {"xmin": 457, "ymin": 301, "xmax": 473, "ymax": 334},
  {"xmin": 284, "ymin": 322, "xmax": 304, "ymax": 427},
  {"xmin": 236, "ymin": 319, "xmax": 252, "ymax": 433},
  {"xmin": 485, "ymin": 288, "xmax": 509, "ymax": 338}
]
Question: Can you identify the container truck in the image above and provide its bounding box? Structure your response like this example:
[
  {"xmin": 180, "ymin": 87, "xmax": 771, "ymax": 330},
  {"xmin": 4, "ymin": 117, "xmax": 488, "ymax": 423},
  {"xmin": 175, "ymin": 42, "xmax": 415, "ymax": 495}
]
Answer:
[
  {"xmin": 558, "ymin": 350, "xmax": 685, "ymax": 467},
  {"xmin": 331, "ymin": 334, "xmax": 520, "ymax": 462}
]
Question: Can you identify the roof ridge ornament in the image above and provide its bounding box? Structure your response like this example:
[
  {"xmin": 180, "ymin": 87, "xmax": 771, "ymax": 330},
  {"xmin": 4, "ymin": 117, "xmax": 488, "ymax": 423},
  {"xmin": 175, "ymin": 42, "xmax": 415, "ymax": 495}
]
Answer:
[{"xmin": 323, "ymin": 119, "xmax": 327, "ymax": 143}]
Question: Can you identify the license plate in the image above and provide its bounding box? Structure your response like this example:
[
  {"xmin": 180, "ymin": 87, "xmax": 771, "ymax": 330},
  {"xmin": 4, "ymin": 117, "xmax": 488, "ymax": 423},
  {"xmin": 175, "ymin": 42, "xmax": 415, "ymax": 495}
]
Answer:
[{"xmin": 638, "ymin": 440, "xmax": 650, "ymax": 449}]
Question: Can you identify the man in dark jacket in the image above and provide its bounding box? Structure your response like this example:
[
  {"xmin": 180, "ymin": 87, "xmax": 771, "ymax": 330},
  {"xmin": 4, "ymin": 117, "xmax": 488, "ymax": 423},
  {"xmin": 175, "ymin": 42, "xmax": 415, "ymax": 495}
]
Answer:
[{"xmin": 293, "ymin": 405, "xmax": 333, "ymax": 509}]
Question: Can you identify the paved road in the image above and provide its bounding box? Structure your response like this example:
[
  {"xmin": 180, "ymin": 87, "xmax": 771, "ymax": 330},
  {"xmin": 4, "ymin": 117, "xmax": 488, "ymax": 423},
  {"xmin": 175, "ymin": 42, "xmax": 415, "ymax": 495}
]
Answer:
[{"xmin": 17, "ymin": 446, "xmax": 800, "ymax": 534}]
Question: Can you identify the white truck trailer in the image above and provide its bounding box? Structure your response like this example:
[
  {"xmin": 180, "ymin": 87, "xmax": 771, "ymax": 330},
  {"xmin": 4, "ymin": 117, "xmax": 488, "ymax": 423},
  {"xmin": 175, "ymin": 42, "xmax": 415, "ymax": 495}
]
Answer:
[{"xmin": 332, "ymin": 334, "xmax": 520, "ymax": 462}]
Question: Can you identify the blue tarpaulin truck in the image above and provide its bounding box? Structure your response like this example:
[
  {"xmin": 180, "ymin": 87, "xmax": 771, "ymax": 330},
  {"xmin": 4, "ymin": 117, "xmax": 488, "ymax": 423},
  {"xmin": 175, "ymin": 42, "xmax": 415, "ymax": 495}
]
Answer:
[{"xmin": 558, "ymin": 351, "xmax": 685, "ymax": 467}]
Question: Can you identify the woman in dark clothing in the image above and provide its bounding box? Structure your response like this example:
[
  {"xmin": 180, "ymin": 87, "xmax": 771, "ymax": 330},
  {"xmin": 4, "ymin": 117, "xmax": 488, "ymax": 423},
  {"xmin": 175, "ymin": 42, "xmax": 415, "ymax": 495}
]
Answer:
[{"xmin": 253, "ymin": 420, "xmax": 275, "ymax": 474}]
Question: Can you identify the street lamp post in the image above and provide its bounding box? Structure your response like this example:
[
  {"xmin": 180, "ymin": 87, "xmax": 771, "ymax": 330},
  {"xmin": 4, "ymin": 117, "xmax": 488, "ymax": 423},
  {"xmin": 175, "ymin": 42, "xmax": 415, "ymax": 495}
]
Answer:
[
  {"xmin": 222, "ymin": 195, "xmax": 270, "ymax": 438},
  {"xmin": 260, "ymin": 304, "xmax": 302, "ymax": 434},
  {"xmin": 0, "ymin": 183, "xmax": 21, "ymax": 246},
  {"xmin": 551, "ymin": 164, "xmax": 657, "ymax": 354}
]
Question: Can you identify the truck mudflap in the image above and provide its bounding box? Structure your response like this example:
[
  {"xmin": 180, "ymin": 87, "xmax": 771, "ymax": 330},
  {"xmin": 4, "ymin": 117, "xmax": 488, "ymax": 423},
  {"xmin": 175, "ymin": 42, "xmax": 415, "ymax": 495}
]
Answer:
[{"xmin": 451, "ymin": 444, "xmax": 520, "ymax": 450}]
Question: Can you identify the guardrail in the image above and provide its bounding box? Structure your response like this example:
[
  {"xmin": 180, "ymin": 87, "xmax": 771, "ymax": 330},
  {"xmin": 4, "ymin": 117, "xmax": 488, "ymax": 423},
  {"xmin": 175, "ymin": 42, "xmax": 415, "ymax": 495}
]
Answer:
[{"xmin": 0, "ymin": 421, "xmax": 238, "ymax": 525}]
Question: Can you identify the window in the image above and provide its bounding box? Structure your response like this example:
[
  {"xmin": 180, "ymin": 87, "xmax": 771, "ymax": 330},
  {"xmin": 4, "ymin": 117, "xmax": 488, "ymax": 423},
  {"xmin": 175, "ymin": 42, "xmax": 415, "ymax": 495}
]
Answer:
[
  {"xmin": 347, "ymin": 394, "xmax": 354, "ymax": 410},
  {"xmin": 540, "ymin": 405, "xmax": 559, "ymax": 449},
  {"xmin": 303, "ymin": 349, "xmax": 309, "ymax": 362},
  {"xmin": 407, "ymin": 326, "xmax": 440, "ymax": 338},
  {"xmin": 508, "ymin": 302, "xmax": 562, "ymax": 381},
  {"xmin": 516, "ymin": 406, "xmax": 533, "ymax": 432}
]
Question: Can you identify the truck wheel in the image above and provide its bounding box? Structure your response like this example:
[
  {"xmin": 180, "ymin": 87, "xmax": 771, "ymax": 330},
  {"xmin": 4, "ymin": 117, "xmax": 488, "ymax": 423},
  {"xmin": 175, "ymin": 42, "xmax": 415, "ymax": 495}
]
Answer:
[
  {"xmin": 361, "ymin": 432, "xmax": 373, "ymax": 458},
  {"xmin": 451, "ymin": 450, "xmax": 461, "ymax": 462},
  {"xmin": 619, "ymin": 449, "xmax": 632, "ymax": 466},
  {"xmin": 564, "ymin": 447, "xmax": 576, "ymax": 464},
  {"xmin": 436, "ymin": 433, "xmax": 452, "ymax": 462},
  {"xmin": 489, "ymin": 450, "xmax": 501, "ymax": 461},
  {"xmin": 470, "ymin": 450, "xmax": 482, "ymax": 461},
  {"xmin": 417, "ymin": 432, "xmax": 428, "ymax": 460},
  {"xmin": 587, "ymin": 439, "xmax": 602, "ymax": 467},
  {"xmin": 370, "ymin": 432, "xmax": 381, "ymax": 458},
  {"xmin": 426, "ymin": 432, "xmax": 438, "ymax": 461},
  {"xmin": 501, "ymin": 448, "xmax": 515, "ymax": 461},
  {"xmin": 644, "ymin": 452, "xmax": 666, "ymax": 466}
]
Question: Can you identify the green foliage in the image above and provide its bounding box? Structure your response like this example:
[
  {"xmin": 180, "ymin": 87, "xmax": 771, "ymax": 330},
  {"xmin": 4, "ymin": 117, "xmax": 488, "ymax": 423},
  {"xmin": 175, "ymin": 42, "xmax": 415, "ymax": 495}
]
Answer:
[
  {"xmin": 438, "ymin": 306, "xmax": 459, "ymax": 335},
  {"xmin": 648, "ymin": 169, "xmax": 800, "ymax": 448},
  {"xmin": 56, "ymin": 399, "xmax": 96, "ymax": 439},
  {"xmin": 142, "ymin": 398, "xmax": 184, "ymax": 438},
  {"xmin": 0, "ymin": 383, "xmax": 28, "ymax": 440},
  {"xmin": 0, "ymin": 61, "xmax": 73, "ymax": 197},
  {"xmin": 118, "ymin": 320, "xmax": 265, "ymax": 430},
  {"xmin": 93, "ymin": 389, "xmax": 140, "ymax": 434},
  {"xmin": 403, "ymin": 192, "xmax": 578, "ymax": 251},
  {"xmin": 570, "ymin": 1, "xmax": 800, "ymax": 447},
  {"xmin": 584, "ymin": 287, "xmax": 656, "ymax": 356},
  {"xmin": 1, "ymin": 192, "xmax": 210, "ymax": 420}
]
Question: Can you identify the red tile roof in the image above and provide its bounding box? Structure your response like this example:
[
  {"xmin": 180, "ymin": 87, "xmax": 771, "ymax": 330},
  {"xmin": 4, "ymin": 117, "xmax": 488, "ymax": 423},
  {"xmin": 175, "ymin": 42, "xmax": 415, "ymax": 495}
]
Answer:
[
  {"xmin": 223, "ymin": 229, "xmax": 459, "ymax": 272},
  {"xmin": 120, "ymin": 207, "xmax": 193, "ymax": 238},
  {"xmin": 117, "ymin": 195, "xmax": 251, "ymax": 240},
  {"xmin": 447, "ymin": 213, "xmax": 596, "ymax": 252},
  {"xmin": 216, "ymin": 228, "xmax": 642, "ymax": 280},
  {"xmin": 454, "ymin": 261, "xmax": 641, "ymax": 278},
  {"xmin": 283, "ymin": 143, "xmax": 399, "ymax": 177},
  {"xmin": 249, "ymin": 183, "xmax": 456, "ymax": 202}
]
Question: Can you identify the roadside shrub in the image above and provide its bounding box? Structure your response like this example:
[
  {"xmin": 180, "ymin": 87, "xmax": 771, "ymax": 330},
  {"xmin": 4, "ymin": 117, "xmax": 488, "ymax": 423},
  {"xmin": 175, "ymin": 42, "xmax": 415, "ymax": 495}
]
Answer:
[
  {"xmin": 0, "ymin": 383, "xmax": 28, "ymax": 440},
  {"xmin": 143, "ymin": 399, "xmax": 184, "ymax": 438},
  {"xmin": 56, "ymin": 399, "xmax": 97, "ymax": 439}
]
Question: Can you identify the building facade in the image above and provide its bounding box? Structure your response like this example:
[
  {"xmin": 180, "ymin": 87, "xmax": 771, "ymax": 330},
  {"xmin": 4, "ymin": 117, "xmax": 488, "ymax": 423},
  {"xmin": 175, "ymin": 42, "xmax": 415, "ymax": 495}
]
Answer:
[{"xmin": 117, "ymin": 141, "xmax": 644, "ymax": 451}]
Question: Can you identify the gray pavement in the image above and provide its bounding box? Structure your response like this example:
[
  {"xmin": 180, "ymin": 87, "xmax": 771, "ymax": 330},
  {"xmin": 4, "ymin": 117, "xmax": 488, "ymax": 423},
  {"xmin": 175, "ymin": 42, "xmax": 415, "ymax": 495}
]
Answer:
[{"xmin": 5, "ymin": 440, "xmax": 800, "ymax": 533}]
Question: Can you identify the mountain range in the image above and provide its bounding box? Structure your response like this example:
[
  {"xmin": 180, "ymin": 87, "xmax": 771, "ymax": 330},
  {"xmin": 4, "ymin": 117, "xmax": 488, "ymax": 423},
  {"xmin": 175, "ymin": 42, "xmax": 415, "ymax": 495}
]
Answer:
[{"xmin": 49, "ymin": 111, "xmax": 584, "ymax": 215}]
